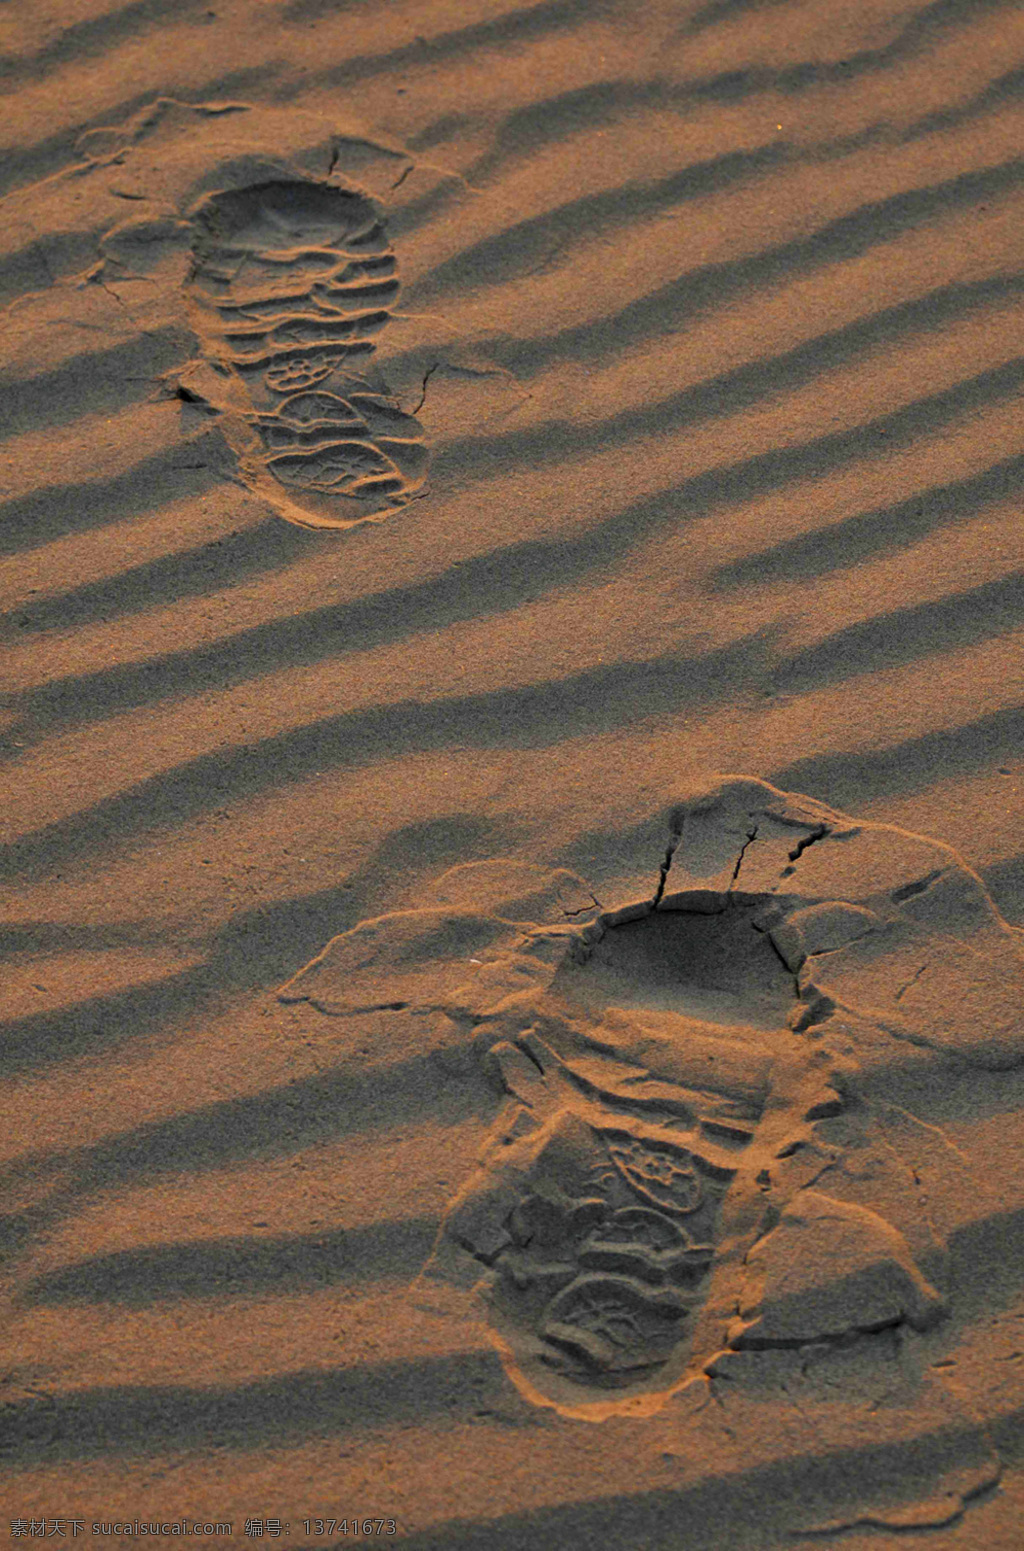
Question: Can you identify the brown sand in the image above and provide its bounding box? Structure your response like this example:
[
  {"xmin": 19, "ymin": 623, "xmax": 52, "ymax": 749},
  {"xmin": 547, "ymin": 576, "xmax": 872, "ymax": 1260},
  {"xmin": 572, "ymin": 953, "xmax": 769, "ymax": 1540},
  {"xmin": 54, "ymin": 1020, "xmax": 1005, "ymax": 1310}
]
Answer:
[{"xmin": 2, "ymin": 0, "xmax": 1024, "ymax": 1544}]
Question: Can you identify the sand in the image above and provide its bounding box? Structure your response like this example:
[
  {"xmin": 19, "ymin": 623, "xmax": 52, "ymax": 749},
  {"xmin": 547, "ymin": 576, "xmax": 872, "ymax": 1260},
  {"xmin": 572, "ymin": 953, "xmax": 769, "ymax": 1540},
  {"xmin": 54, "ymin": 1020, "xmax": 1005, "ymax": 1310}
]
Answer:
[{"xmin": 2, "ymin": 0, "xmax": 1024, "ymax": 1544}]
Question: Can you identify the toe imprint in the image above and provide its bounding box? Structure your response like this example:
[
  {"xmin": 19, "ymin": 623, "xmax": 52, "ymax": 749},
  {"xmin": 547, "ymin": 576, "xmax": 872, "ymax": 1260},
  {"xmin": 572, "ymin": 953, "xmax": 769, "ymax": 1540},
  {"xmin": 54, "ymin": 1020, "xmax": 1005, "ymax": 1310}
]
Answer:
[{"xmin": 602, "ymin": 1134, "xmax": 705, "ymax": 1216}]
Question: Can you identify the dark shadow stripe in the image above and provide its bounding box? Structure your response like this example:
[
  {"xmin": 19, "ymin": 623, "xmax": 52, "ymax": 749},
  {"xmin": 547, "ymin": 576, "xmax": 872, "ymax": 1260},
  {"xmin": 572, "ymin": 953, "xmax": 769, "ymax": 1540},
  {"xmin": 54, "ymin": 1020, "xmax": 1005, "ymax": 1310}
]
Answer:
[
  {"xmin": 0, "ymin": 920, "xmax": 161, "ymax": 959},
  {"xmin": 424, "ymin": 33, "xmax": 1017, "ymax": 207},
  {"xmin": 0, "ymin": 225, "xmax": 113, "ymax": 312},
  {"xmin": 711, "ymin": 449, "xmax": 1024, "ymax": 588},
  {"xmin": 0, "ymin": 328, "xmax": 192, "ymax": 450},
  {"xmin": 769, "ymin": 704, "xmax": 1024, "ymax": 810},
  {"xmin": 202, "ymin": 808, "xmax": 514, "ymax": 986},
  {"xmin": 368, "ymin": 1411, "xmax": 999, "ymax": 1550},
  {"xmin": 0, "ymin": 965, "xmax": 218, "ymax": 1076},
  {"xmin": 464, "ymin": 78, "xmax": 693, "ymax": 186},
  {"xmin": 2, "ymin": 512, "xmax": 311, "ymax": 634},
  {"xmin": 685, "ymin": 0, "xmax": 792, "ymax": 31},
  {"xmin": 0, "ymin": 73, "xmax": 274, "ymax": 201},
  {"xmin": 430, "ymin": 274, "xmax": 1024, "ymax": 480},
  {"xmin": 0, "ymin": 808, "xmax": 509, "ymax": 980},
  {"xmin": 0, "ymin": 1203, "xmax": 50, "ymax": 1262},
  {"xmin": 0, "ymin": 0, "xmax": 209, "ymax": 86},
  {"xmin": 5, "ymin": 357, "xmax": 1018, "ymax": 813},
  {"xmin": 7, "ymin": 480, "xmax": 691, "ymax": 739},
  {"xmin": 0, "ymin": 1028, "xmax": 495, "ymax": 1272},
  {"xmin": 282, "ymin": 0, "xmax": 376, "ymax": 19},
  {"xmin": 902, "ymin": 62, "xmax": 1024, "ymax": 141},
  {"xmin": 404, "ymin": 110, "xmax": 480, "ymax": 155},
  {"xmin": 654, "ymin": 355, "xmax": 1024, "ymax": 515},
  {"xmin": 684, "ymin": 0, "xmax": 1013, "ymax": 93},
  {"xmin": 300, "ymin": 0, "xmax": 612, "ymax": 91},
  {"xmin": 989, "ymin": 1404, "xmax": 1024, "ymax": 1467},
  {"xmin": 409, "ymin": 141, "xmax": 792, "ymax": 304},
  {"xmin": 0, "ymin": 810, "xmax": 515, "ymax": 1078},
  {"xmin": 20, "ymin": 1217, "xmax": 440, "ymax": 1306},
  {"xmin": 14, "ymin": 335, "xmax": 1022, "ymax": 744},
  {"xmin": 0, "ymin": 429, "xmax": 224, "ymax": 558},
  {"xmin": 772, "ymin": 571, "xmax": 1024, "ymax": 696},
  {"xmin": 870, "ymin": 1060, "xmax": 1024, "ymax": 1128},
  {"xmin": 415, "ymin": 156, "xmax": 1024, "ymax": 377},
  {"xmin": 418, "ymin": 353, "xmax": 1024, "ymax": 581},
  {"xmin": 6, "ymin": 1044, "xmax": 491, "ymax": 1194},
  {"xmin": 7, "ymin": 360, "xmax": 1020, "ymax": 850},
  {"xmin": 0, "ymin": 1349, "xmax": 506, "ymax": 1462},
  {"xmin": 0, "ymin": 631, "xmax": 775, "ymax": 882}
]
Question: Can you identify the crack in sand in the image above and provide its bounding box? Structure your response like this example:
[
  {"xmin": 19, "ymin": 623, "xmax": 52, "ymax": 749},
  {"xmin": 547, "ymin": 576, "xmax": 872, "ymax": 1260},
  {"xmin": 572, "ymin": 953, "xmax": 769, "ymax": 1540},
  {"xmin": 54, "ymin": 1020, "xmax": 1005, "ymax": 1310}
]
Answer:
[
  {"xmin": 788, "ymin": 824, "xmax": 829, "ymax": 863},
  {"xmin": 729, "ymin": 825, "xmax": 759, "ymax": 889},
  {"xmin": 652, "ymin": 830, "xmax": 682, "ymax": 907},
  {"xmin": 411, "ymin": 360, "xmax": 440, "ymax": 416}
]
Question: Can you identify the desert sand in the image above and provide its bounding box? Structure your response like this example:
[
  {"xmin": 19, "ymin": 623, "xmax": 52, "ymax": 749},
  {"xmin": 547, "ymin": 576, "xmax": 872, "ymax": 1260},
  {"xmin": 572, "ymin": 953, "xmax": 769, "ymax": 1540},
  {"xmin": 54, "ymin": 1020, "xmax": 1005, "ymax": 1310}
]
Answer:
[{"xmin": 2, "ymin": 0, "xmax": 1024, "ymax": 1545}]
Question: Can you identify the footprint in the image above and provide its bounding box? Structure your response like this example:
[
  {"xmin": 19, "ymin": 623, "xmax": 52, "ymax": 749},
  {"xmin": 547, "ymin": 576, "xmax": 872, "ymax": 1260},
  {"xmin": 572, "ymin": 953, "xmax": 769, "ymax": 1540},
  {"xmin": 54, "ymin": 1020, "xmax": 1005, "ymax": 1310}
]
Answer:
[
  {"xmin": 475, "ymin": 1092, "xmax": 741, "ymax": 1405},
  {"xmin": 438, "ymin": 914, "xmax": 790, "ymax": 1414},
  {"xmin": 280, "ymin": 781, "xmax": 1024, "ymax": 1419},
  {"xmin": 277, "ymin": 892, "xmax": 825, "ymax": 1417},
  {"xmin": 184, "ymin": 177, "xmax": 427, "ymax": 530}
]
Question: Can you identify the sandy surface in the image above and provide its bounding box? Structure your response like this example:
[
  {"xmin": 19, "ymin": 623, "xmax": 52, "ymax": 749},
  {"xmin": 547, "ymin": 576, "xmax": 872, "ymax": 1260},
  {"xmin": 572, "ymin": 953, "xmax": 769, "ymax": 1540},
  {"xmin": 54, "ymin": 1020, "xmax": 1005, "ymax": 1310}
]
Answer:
[{"xmin": 2, "ymin": 0, "xmax": 1024, "ymax": 1545}]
